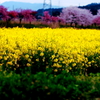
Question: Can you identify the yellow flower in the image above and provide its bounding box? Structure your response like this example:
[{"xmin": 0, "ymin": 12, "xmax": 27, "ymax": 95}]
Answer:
[
  {"xmin": 88, "ymin": 62, "xmax": 91, "ymax": 65},
  {"xmin": 54, "ymin": 75, "xmax": 56, "ymax": 77},
  {"xmin": 51, "ymin": 55, "xmax": 55, "ymax": 59},
  {"xmin": 54, "ymin": 69, "xmax": 58, "ymax": 72},
  {"xmin": 1, "ymin": 27, "xmax": 100, "ymax": 74},
  {"xmin": 25, "ymin": 54, "xmax": 29, "ymax": 59},
  {"xmin": 82, "ymin": 63, "xmax": 84, "ymax": 66},
  {"xmin": 69, "ymin": 67, "xmax": 72, "ymax": 70},
  {"xmin": 91, "ymin": 60, "xmax": 95, "ymax": 63},
  {"xmin": 16, "ymin": 64, "xmax": 19, "ymax": 67},
  {"xmin": 0, "ymin": 56, "xmax": 2, "ymax": 59},
  {"xmin": 54, "ymin": 58, "xmax": 58, "ymax": 62},
  {"xmin": 52, "ymin": 63, "xmax": 57, "ymax": 67},
  {"xmin": 72, "ymin": 63, "xmax": 76, "ymax": 67},
  {"xmin": 0, "ymin": 64, "xmax": 3, "ymax": 66},
  {"xmin": 27, "ymin": 63, "xmax": 31, "ymax": 67},
  {"xmin": 40, "ymin": 52, "xmax": 44, "ymax": 56},
  {"xmin": 13, "ymin": 54, "xmax": 18, "ymax": 59},
  {"xmin": 4, "ymin": 56, "xmax": 8, "ymax": 60},
  {"xmin": 59, "ymin": 57, "xmax": 63, "ymax": 61},
  {"xmin": 44, "ymin": 86, "xmax": 48, "ymax": 89},
  {"xmin": 32, "ymin": 51, "xmax": 35, "ymax": 55},
  {"xmin": 66, "ymin": 69, "xmax": 69, "ymax": 72},
  {"xmin": 14, "ymin": 68, "xmax": 16, "ymax": 70},
  {"xmin": 47, "ymin": 92, "xmax": 50, "ymax": 95},
  {"xmin": 28, "ymin": 58, "xmax": 31, "ymax": 62},
  {"xmin": 31, "ymin": 82, "xmax": 34, "ymax": 84},
  {"xmin": 42, "ymin": 57, "xmax": 45, "ymax": 62},
  {"xmin": 7, "ymin": 61, "xmax": 13, "ymax": 65},
  {"xmin": 62, "ymin": 61, "xmax": 66, "ymax": 64},
  {"xmin": 56, "ymin": 63, "xmax": 62, "ymax": 68},
  {"xmin": 46, "ymin": 66, "xmax": 49, "ymax": 68},
  {"xmin": 38, "ymin": 47, "xmax": 44, "ymax": 51},
  {"xmin": 36, "ymin": 58, "xmax": 39, "ymax": 62}
]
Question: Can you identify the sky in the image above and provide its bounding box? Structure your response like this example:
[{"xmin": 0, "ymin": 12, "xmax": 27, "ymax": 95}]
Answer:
[{"xmin": 0, "ymin": 0, "xmax": 100, "ymax": 7}]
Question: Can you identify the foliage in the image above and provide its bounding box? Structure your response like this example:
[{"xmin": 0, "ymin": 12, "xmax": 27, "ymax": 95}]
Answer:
[
  {"xmin": 0, "ymin": 70, "xmax": 98, "ymax": 100},
  {"xmin": 0, "ymin": 24, "xmax": 100, "ymax": 99}
]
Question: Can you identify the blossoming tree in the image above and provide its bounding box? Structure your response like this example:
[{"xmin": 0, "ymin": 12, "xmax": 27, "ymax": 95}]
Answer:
[
  {"xmin": 0, "ymin": 5, "xmax": 9, "ymax": 21},
  {"xmin": 92, "ymin": 9, "xmax": 100, "ymax": 25},
  {"xmin": 59, "ymin": 6, "xmax": 93, "ymax": 26}
]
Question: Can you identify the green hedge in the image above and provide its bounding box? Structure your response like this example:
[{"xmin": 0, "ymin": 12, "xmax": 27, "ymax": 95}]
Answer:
[
  {"xmin": 1, "ymin": 20, "xmax": 100, "ymax": 29},
  {"xmin": 0, "ymin": 70, "xmax": 99, "ymax": 100}
]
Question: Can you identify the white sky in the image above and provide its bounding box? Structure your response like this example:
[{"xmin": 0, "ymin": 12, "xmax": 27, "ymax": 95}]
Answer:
[{"xmin": 0, "ymin": 0, "xmax": 100, "ymax": 7}]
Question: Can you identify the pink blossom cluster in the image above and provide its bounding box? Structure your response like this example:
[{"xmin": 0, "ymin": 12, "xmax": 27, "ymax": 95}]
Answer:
[
  {"xmin": 59, "ymin": 6, "xmax": 93, "ymax": 26},
  {"xmin": 0, "ymin": 5, "xmax": 9, "ymax": 21},
  {"xmin": 93, "ymin": 10, "xmax": 100, "ymax": 25},
  {"xmin": 42, "ymin": 11, "xmax": 59, "ymax": 23},
  {"xmin": 0, "ymin": 5, "xmax": 37, "ymax": 23}
]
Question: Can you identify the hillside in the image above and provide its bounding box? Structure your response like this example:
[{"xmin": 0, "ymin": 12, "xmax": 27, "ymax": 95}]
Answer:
[{"xmin": 0, "ymin": 1, "xmax": 60, "ymax": 11}]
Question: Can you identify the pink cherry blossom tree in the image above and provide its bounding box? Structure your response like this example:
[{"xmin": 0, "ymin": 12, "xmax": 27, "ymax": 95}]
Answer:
[
  {"xmin": 17, "ymin": 9, "xmax": 37, "ymax": 24},
  {"xmin": 51, "ymin": 16, "xmax": 59, "ymax": 22},
  {"xmin": 59, "ymin": 6, "xmax": 93, "ymax": 26},
  {"xmin": 92, "ymin": 9, "xmax": 100, "ymax": 26},
  {"xmin": 0, "ymin": 5, "xmax": 9, "ymax": 21},
  {"xmin": 22, "ymin": 9, "xmax": 37, "ymax": 24},
  {"xmin": 97, "ymin": 9, "xmax": 100, "ymax": 15},
  {"xmin": 31, "ymin": 11, "xmax": 37, "ymax": 18},
  {"xmin": 7, "ymin": 10, "xmax": 18, "ymax": 21},
  {"xmin": 78, "ymin": 9, "xmax": 93, "ymax": 26},
  {"xmin": 93, "ymin": 16, "xmax": 100, "ymax": 25},
  {"xmin": 17, "ymin": 9, "xmax": 24, "ymax": 24},
  {"xmin": 42, "ymin": 11, "xmax": 60, "ymax": 23},
  {"xmin": 42, "ymin": 11, "xmax": 51, "ymax": 23}
]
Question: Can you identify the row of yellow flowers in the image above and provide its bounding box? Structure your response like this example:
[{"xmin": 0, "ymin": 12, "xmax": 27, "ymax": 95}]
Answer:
[{"xmin": 0, "ymin": 27, "xmax": 100, "ymax": 74}]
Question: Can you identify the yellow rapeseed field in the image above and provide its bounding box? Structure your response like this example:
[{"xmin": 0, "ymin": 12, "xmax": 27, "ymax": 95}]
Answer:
[{"xmin": 0, "ymin": 27, "xmax": 100, "ymax": 74}]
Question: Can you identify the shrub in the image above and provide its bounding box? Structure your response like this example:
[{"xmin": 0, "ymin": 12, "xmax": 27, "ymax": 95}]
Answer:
[{"xmin": 0, "ymin": 71, "xmax": 96, "ymax": 100}]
